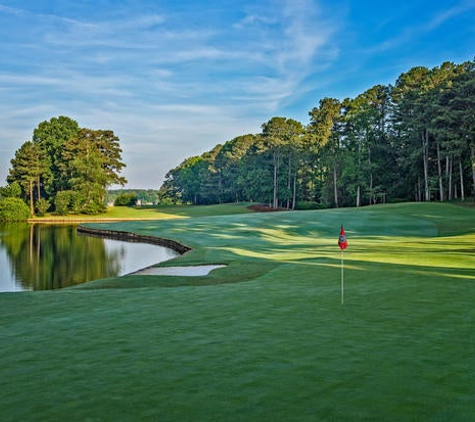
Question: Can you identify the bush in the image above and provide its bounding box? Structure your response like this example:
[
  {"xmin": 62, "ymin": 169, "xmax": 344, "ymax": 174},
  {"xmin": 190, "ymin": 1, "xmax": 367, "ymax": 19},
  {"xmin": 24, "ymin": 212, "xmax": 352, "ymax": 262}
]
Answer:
[
  {"xmin": 0, "ymin": 198, "xmax": 31, "ymax": 222},
  {"xmin": 82, "ymin": 201, "xmax": 106, "ymax": 215},
  {"xmin": 55, "ymin": 191, "xmax": 85, "ymax": 215},
  {"xmin": 114, "ymin": 193, "xmax": 138, "ymax": 206},
  {"xmin": 55, "ymin": 190, "xmax": 106, "ymax": 215},
  {"xmin": 294, "ymin": 201, "xmax": 324, "ymax": 210},
  {"xmin": 36, "ymin": 198, "xmax": 50, "ymax": 216},
  {"xmin": 70, "ymin": 192, "xmax": 83, "ymax": 214},
  {"xmin": 55, "ymin": 191, "xmax": 72, "ymax": 215}
]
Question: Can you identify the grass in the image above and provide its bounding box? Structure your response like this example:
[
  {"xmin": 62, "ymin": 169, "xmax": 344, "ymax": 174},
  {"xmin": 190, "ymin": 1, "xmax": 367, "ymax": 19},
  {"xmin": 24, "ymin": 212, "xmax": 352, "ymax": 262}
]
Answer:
[
  {"xmin": 29, "ymin": 202, "xmax": 256, "ymax": 222},
  {"xmin": 1, "ymin": 202, "xmax": 475, "ymax": 421}
]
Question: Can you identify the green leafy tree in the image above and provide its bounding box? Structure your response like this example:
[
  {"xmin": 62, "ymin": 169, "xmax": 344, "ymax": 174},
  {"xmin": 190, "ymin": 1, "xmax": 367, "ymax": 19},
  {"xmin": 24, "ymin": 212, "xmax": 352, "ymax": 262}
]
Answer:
[
  {"xmin": 391, "ymin": 66, "xmax": 431, "ymax": 201},
  {"xmin": 0, "ymin": 182, "xmax": 22, "ymax": 199},
  {"xmin": 450, "ymin": 64, "xmax": 475, "ymax": 201},
  {"xmin": 7, "ymin": 116, "xmax": 127, "ymax": 215},
  {"xmin": 260, "ymin": 117, "xmax": 304, "ymax": 208},
  {"xmin": 308, "ymin": 98, "xmax": 343, "ymax": 207},
  {"xmin": 165, "ymin": 156, "xmax": 207, "ymax": 204},
  {"xmin": 33, "ymin": 116, "xmax": 80, "ymax": 195},
  {"xmin": 391, "ymin": 62, "xmax": 464, "ymax": 201},
  {"xmin": 8, "ymin": 141, "xmax": 49, "ymax": 215},
  {"xmin": 237, "ymin": 149, "xmax": 273, "ymax": 203},
  {"xmin": 340, "ymin": 85, "xmax": 392, "ymax": 206},
  {"xmin": 214, "ymin": 134, "xmax": 258, "ymax": 203},
  {"xmin": 114, "ymin": 192, "xmax": 138, "ymax": 206},
  {"xmin": 157, "ymin": 57, "xmax": 475, "ymax": 208},
  {"xmin": 59, "ymin": 129, "xmax": 126, "ymax": 214},
  {"xmin": 432, "ymin": 61, "xmax": 475, "ymax": 201}
]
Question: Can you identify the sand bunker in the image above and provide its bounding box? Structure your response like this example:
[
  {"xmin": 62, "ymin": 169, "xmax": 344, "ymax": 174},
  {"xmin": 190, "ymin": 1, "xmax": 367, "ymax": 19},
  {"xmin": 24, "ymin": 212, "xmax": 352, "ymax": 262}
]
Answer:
[{"xmin": 131, "ymin": 265, "xmax": 226, "ymax": 277}]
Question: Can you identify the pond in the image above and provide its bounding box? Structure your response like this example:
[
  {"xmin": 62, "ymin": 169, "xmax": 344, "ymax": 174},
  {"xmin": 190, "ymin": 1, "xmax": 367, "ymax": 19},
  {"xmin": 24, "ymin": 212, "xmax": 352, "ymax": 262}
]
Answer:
[{"xmin": 0, "ymin": 224, "xmax": 179, "ymax": 293}]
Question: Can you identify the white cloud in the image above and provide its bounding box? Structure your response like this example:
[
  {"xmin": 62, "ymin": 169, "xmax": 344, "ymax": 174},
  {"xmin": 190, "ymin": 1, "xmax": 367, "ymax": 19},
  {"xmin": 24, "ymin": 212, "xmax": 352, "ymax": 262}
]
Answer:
[
  {"xmin": 425, "ymin": 0, "xmax": 475, "ymax": 30},
  {"xmin": 0, "ymin": 4, "xmax": 26, "ymax": 16},
  {"xmin": 0, "ymin": 0, "xmax": 341, "ymax": 188},
  {"xmin": 232, "ymin": 13, "xmax": 278, "ymax": 29}
]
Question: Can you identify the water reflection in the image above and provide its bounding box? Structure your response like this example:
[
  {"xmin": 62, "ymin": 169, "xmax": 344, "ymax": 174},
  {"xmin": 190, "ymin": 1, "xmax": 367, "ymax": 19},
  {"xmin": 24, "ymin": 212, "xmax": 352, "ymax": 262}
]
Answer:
[{"xmin": 0, "ymin": 224, "xmax": 179, "ymax": 292}]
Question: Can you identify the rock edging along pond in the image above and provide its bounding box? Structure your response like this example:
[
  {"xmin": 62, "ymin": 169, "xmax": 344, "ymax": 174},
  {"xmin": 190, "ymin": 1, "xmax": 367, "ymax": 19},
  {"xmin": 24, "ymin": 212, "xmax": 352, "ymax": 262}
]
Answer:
[{"xmin": 77, "ymin": 226, "xmax": 192, "ymax": 255}]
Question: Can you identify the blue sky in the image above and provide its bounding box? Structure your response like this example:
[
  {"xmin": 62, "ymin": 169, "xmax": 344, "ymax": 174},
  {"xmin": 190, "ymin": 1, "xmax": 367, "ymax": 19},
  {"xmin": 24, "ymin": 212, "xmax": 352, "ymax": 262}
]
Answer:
[{"xmin": 0, "ymin": 0, "xmax": 474, "ymax": 189}]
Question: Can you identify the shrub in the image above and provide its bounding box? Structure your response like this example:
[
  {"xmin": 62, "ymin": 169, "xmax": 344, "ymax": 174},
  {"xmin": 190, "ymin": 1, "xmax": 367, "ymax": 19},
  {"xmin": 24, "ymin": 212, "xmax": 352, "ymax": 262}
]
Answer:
[
  {"xmin": 0, "ymin": 197, "xmax": 31, "ymax": 222},
  {"xmin": 36, "ymin": 198, "xmax": 50, "ymax": 216},
  {"xmin": 82, "ymin": 201, "xmax": 106, "ymax": 215},
  {"xmin": 55, "ymin": 191, "xmax": 87, "ymax": 215},
  {"xmin": 70, "ymin": 192, "xmax": 83, "ymax": 214},
  {"xmin": 114, "ymin": 193, "xmax": 138, "ymax": 206},
  {"xmin": 55, "ymin": 191, "xmax": 72, "ymax": 215},
  {"xmin": 295, "ymin": 201, "xmax": 324, "ymax": 210}
]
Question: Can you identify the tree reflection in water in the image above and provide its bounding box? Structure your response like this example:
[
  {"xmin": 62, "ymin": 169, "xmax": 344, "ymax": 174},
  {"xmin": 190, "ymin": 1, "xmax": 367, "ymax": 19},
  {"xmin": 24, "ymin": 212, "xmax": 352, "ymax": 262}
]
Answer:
[{"xmin": 0, "ymin": 224, "xmax": 177, "ymax": 291}]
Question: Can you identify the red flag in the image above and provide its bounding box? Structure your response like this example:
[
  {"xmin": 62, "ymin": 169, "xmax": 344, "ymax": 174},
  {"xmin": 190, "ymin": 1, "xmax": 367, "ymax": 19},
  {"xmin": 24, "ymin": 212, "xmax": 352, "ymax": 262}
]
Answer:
[{"xmin": 338, "ymin": 225, "xmax": 348, "ymax": 250}]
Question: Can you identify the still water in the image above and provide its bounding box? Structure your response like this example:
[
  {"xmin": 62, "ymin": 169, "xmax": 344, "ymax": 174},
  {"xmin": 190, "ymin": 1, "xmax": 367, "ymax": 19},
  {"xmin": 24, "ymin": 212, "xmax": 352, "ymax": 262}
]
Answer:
[{"xmin": 0, "ymin": 224, "xmax": 179, "ymax": 292}]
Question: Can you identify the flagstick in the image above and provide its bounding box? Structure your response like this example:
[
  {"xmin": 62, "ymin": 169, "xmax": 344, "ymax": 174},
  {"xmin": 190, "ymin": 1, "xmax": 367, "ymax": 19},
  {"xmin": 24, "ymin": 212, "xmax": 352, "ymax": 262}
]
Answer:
[{"xmin": 340, "ymin": 249, "xmax": 344, "ymax": 305}]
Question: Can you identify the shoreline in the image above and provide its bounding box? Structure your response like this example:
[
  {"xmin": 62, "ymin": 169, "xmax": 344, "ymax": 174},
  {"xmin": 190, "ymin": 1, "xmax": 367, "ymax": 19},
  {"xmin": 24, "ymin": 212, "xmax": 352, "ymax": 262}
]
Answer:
[
  {"xmin": 76, "ymin": 225, "xmax": 192, "ymax": 255},
  {"xmin": 78, "ymin": 226, "xmax": 228, "ymax": 279},
  {"xmin": 28, "ymin": 217, "xmax": 166, "ymax": 224}
]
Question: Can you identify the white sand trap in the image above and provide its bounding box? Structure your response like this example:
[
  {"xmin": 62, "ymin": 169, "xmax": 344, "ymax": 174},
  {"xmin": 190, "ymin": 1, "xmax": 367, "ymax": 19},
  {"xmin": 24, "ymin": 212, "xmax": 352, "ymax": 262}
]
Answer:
[{"xmin": 132, "ymin": 265, "xmax": 226, "ymax": 277}]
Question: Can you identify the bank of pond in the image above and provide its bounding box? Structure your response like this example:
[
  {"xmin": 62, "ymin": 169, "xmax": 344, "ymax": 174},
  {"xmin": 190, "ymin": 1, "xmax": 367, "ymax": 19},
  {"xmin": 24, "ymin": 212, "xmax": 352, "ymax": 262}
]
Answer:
[{"xmin": 0, "ymin": 223, "xmax": 179, "ymax": 292}]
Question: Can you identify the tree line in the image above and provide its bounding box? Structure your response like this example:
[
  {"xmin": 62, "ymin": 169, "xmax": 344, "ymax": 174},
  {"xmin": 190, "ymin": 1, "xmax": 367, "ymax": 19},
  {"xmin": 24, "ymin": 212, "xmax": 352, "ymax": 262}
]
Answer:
[
  {"xmin": 159, "ymin": 59, "xmax": 475, "ymax": 208},
  {"xmin": 106, "ymin": 189, "xmax": 161, "ymax": 206},
  {"xmin": 2, "ymin": 116, "xmax": 126, "ymax": 216}
]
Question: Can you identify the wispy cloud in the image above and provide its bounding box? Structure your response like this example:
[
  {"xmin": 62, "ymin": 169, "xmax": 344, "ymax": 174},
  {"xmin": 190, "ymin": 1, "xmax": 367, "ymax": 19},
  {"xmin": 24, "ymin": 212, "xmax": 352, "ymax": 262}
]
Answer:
[
  {"xmin": 1, "ymin": 0, "xmax": 339, "ymax": 112},
  {"xmin": 0, "ymin": 0, "xmax": 342, "ymax": 186},
  {"xmin": 0, "ymin": 4, "xmax": 26, "ymax": 16},
  {"xmin": 1, "ymin": 0, "xmax": 471, "ymax": 187},
  {"xmin": 365, "ymin": 0, "xmax": 475, "ymax": 55},
  {"xmin": 423, "ymin": 0, "xmax": 475, "ymax": 33},
  {"xmin": 226, "ymin": 0, "xmax": 339, "ymax": 110}
]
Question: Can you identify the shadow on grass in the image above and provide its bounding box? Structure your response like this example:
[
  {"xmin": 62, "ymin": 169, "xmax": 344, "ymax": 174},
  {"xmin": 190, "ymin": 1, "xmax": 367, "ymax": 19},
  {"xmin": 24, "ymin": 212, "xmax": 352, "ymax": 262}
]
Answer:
[
  {"xmin": 77, "ymin": 203, "xmax": 475, "ymax": 290},
  {"xmin": 71, "ymin": 248, "xmax": 475, "ymax": 291}
]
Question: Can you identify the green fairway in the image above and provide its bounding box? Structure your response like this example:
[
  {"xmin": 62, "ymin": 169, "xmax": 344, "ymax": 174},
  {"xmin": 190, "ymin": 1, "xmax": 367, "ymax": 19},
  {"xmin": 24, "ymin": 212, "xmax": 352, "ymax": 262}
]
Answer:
[
  {"xmin": 28, "ymin": 202, "xmax": 257, "ymax": 222},
  {"xmin": 1, "ymin": 202, "xmax": 474, "ymax": 421}
]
